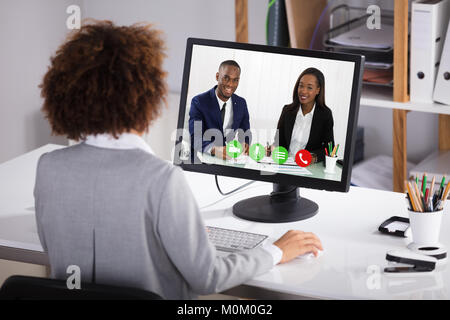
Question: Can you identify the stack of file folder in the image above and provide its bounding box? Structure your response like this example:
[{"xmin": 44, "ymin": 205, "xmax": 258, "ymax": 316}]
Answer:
[{"xmin": 410, "ymin": 0, "xmax": 450, "ymax": 104}]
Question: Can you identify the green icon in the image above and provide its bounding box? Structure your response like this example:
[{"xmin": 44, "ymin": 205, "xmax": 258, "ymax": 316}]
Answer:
[
  {"xmin": 249, "ymin": 143, "xmax": 265, "ymax": 162},
  {"xmin": 226, "ymin": 140, "xmax": 243, "ymax": 158},
  {"xmin": 272, "ymin": 146, "xmax": 288, "ymax": 164}
]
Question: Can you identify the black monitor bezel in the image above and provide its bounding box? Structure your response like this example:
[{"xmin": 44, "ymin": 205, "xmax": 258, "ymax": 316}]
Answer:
[{"xmin": 175, "ymin": 37, "xmax": 364, "ymax": 193}]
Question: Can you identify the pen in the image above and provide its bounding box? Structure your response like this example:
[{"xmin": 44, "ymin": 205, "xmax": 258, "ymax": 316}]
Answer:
[
  {"xmin": 438, "ymin": 175, "xmax": 446, "ymax": 199},
  {"xmin": 415, "ymin": 175, "xmax": 419, "ymax": 187},
  {"xmin": 425, "ymin": 188, "xmax": 429, "ymax": 211},
  {"xmin": 436, "ymin": 199, "xmax": 442, "ymax": 211},
  {"xmin": 422, "ymin": 173, "xmax": 427, "ymax": 198},
  {"xmin": 430, "ymin": 184, "xmax": 434, "ymax": 210},
  {"xmin": 324, "ymin": 147, "xmax": 328, "ymax": 156},
  {"xmin": 432, "ymin": 192, "xmax": 438, "ymax": 210},
  {"xmin": 406, "ymin": 193, "xmax": 413, "ymax": 211},
  {"xmin": 440, "ymin": 175, "xmax": 446, "ymax": 190},
  {"xmin": 335, "ymin": 144, "xmax": 340, "ymax": 157},
  {"xmin": 331, "ymin": 145, "xmax": 337, "ymax": 157},
  {"xmin": 421, "ymin": 174, "xmax": 424, "ymax": 193}
]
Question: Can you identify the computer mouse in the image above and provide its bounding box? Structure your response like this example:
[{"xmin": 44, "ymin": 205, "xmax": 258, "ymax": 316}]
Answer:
[{"xmin": 297, "ymin": 250, "xmax": 324, "ymax": 259}]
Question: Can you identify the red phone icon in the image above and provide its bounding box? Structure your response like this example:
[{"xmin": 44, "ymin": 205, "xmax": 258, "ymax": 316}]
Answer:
[{"xmin": 295, "ymin": 150, "xmax": 312, "ymax": 167}]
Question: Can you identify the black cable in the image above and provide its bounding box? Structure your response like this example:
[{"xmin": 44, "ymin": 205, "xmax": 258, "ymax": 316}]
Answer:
[
  {"xmin": 215, "ymin": 175, "xmax": 298, "ymax": 197},
  {"xmin": 215, "ymin": 175, "xmax": 255, "ymax": 196}
]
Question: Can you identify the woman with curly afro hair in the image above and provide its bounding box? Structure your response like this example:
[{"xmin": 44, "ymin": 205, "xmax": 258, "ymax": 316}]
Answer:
[{"xmin": 35, "ymin": 21, "xmax": 322, "ymax": 300}]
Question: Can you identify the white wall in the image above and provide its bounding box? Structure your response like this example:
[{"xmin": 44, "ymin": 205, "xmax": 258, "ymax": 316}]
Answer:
[
  {"xmin": 0, "ymin": 0, "xmax": 77, "ymax": 163},
  {"xmin": 82, "ymin": 0, "xmax": 267, "ymax": 93},
  {"xmin": 81, "ymin": 0, "xmax": 267, "ymax": 160}
]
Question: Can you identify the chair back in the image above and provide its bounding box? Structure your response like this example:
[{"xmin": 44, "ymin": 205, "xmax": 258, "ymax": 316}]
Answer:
[{"xmin": 0, "ymin": 275, "xmax": 163, "ymax": 300}]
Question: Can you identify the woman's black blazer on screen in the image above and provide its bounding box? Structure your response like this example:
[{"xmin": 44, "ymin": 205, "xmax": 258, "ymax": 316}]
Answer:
[{"xmin": 275, "ymin": 104, "xmax": 334, "ymax": 163}]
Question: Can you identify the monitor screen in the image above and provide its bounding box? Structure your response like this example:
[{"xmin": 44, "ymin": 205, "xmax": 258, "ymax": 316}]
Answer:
[
  {"xmin": 174, "ymin": 38, "xmax": 363, "ymax": 222},
  {"xmin": 174, "ymin": 38, "xmax": 363, "ymax": 190}
]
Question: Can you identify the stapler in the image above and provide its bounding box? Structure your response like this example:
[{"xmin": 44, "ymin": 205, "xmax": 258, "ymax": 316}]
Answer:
[{"xmin": 384, "ymin": 250, "xmax": 437, "ymax": 273}]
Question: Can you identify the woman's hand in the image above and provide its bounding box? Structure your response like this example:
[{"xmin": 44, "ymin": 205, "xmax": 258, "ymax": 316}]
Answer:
[
  {"xmin": 243, "ymin": 143, "xmax": 250, "ymax": 155},
  {"xmin": 212, "ymin": 146, "xmax": 230, "ymax": 160},
  {"xmin": 273, "ymin": 230, "xmax": 323, "ymax": 264}
]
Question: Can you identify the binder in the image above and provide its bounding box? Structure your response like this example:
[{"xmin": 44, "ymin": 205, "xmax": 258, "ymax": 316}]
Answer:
[
  {"xmin": 433, "ymin": 21, "xmax": 450, "ymax": 105},
  {"xmin": 410, "ymin": 0, "xmax": 450, "ymax": 104}
]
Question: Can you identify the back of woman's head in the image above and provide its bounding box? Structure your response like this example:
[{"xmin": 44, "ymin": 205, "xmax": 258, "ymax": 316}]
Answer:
[
  {"xmin": 291, "ymin": 67, "xmax": 327, "ymax": 109},
  {"xmin": 40, "ymin": 20, "xmax": 167, "ymax": 140}
]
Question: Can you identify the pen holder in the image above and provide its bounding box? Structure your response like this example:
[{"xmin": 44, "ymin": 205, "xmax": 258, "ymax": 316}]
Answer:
[
  {"xmin": 408, "ymin": 209, "xmax": 443, "ymax": 246},
  {"xmin": 324, "ymin": 155, "xmax": 338, "ymax": 173}
]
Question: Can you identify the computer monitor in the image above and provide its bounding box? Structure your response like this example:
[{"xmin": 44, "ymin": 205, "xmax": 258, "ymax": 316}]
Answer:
[{"xmin": 174, "ymin": 38, "xmax": 364, "ymax": 223}]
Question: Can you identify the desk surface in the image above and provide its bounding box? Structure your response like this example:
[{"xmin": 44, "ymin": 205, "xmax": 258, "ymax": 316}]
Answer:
[
  {"xmin": 199, "ymin": 152, "xmax": 342, "ymax": 181},
  {"xmin": 1, "ymin": 144, "xmax": 449, "ymax": 299}
]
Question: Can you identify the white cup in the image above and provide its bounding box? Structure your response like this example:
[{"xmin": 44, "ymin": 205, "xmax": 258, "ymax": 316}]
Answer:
[
  {"xmin": 408, "ymin": 209, "xmax": 443, "ymax": 246},
  {"xmin": 325, "ymin": 155, "xmax": 338, "ymax": 173}
]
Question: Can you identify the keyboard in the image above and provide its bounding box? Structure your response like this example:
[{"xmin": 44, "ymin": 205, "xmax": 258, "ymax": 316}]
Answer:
[{"xmin": 206, "ymin": 226, "xmax": 268, "ymax": 252}]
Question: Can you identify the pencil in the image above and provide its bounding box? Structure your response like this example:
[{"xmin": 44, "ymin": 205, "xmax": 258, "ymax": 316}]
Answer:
[
  {"xmin": 442, "ymin": 181, "xmax": 450, "ymax": 202},
  {"xmin": 324, "ymin": 148, "xmax": 328, "ymax": 156},
  {"xmin": 335, "ymin": 144, "xmax": 340, "ymax": 157},
  {"xmin": 331, "ymin": 145, "xmax": 337, "ymax": 157},
  {"xmin": 406, "ymin": 181, "xmax": 418, "ymax": 212},
  {"xmin": 410, "ymin": 181, "xmax": 422, "ymax": 212},
  {"xmin": 425, "ymin": 188, "xmax": 429, "ymax": 211},
  {"xmin": 415, "ymin": 183, "xmax": 424, "ymax": 212},
  {"xmin": 413, "ymin": 181, "xmax": 424, "ymax": 212}
]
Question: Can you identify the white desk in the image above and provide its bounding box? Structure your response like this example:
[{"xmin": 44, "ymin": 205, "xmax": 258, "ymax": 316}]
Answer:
[
  {"xmin": 198, "ymin": 152, "xmax": 342, "ymax": 181},
  {"xmin": 1, "ymin": 144, "xmax": 449, "ymax": 299}
]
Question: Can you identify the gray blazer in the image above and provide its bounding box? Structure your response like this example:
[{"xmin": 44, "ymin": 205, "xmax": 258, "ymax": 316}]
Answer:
[{"xmin": 34, "ymin": 143, "xmax": 272, "ymax": 299}]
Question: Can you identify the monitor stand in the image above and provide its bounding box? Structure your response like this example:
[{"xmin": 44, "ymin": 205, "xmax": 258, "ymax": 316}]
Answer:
[{"xmin": 232, "ymin": 183, "xmax": 318, "ymax": 223}]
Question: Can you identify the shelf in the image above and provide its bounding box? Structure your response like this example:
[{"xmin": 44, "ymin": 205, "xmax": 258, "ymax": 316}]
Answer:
[{"xmin": 361, "ymin": 86, "xmax": 450, "ymax": 115}]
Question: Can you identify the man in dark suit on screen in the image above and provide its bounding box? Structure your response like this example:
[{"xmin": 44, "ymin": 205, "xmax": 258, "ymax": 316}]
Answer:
[{"xmin": 189, "ymin": 60, "xmax": 251, "ymax": 161}]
